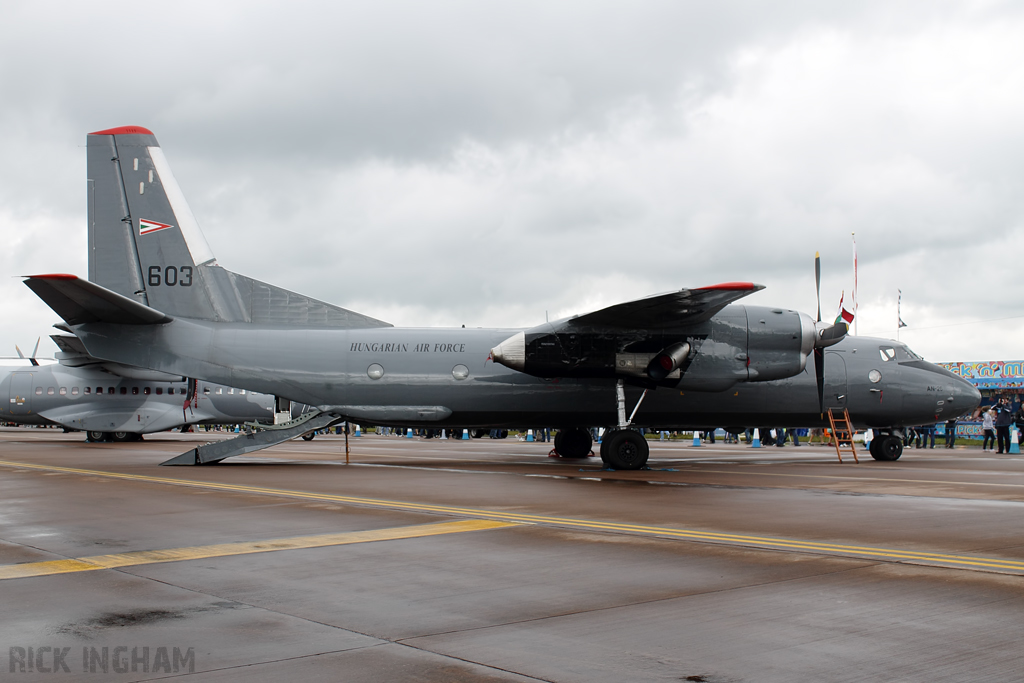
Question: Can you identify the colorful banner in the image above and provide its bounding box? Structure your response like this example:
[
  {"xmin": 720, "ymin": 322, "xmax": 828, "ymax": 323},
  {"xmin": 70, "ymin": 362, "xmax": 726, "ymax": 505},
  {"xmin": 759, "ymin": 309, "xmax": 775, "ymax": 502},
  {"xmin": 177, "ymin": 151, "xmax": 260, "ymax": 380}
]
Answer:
[
  {"xmin": 937, "ymin": 361, "xmax": 1024, "ymax": 387},
  {"xmin": 938, "ymin": 360, "xmax": 1024, "ymax": 379}
]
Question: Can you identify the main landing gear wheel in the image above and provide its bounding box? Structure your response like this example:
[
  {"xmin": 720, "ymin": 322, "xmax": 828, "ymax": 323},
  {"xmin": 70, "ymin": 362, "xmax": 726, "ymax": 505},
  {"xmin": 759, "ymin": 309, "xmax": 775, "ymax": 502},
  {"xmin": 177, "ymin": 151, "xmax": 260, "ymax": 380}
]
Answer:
[
  {"xmin": 86, "ymin": 430, "xmax": 107, "ymax": 443},
  {"xmin": 301, "ymin": 432, "xmax": 316, "ymax": 441},
  {"xmin": 600, "ymin": 430, "xmax": 649, "ymax": 470},
  {"xmin": 870, "ymin": 435, "xmax": 903, "ymax": 461},
  {"xmin": 110, "ymin": 431, "xmax": 135, "ymax": 443},
  {"xmin": 554, "ymin": 428, "xmax": 594, "ymax": 458}
]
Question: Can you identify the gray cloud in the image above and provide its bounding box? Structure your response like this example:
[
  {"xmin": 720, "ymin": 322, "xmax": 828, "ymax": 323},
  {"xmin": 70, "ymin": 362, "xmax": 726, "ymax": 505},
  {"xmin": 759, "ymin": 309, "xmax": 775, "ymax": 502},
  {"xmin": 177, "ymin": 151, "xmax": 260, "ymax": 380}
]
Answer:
[{"xmin": 2, "ymin": 0, "xmax": 1024, "ymax": 362}]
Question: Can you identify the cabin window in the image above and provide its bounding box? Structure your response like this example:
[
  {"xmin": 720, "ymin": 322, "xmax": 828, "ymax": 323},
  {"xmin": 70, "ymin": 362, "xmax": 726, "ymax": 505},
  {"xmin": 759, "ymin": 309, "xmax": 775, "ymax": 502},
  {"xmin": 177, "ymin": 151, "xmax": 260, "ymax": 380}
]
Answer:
[
  {"xmin": 84, "ymin": 387, "xmax": 91, "ymax": 394},
  {"xmin": 97, "ymin": 387, "xmax": 103, "ymax": 394},
  {"xmin": 239, "ymin": 389, "xmax": 245, "ymax": 395},
  {"xmin": 108, "ymin": 387, "xmax": 115, "ymax": 395},
  {"xmin": 120, "ymin": 387, "xmax": 127, "ymax": 395},
  {"xmin": 216, "ymin": 388, "xmax": 223, "ymax": 395},
  {"xmin": 879, "ymin": 347, "xmax": 896, "ymax": 362},
  {"xmin": 131, "ymin": 387, "xmax": 139, "ymax": 395},
  {"xmin": 47, "ymin": 387, "xmax": 54, "ymax": 395},
  {"xmin": 35, "ymin": 387, "xmax": 42, "ymax": 395},
  {"xmin": 155, "ymin": 387, "xmax": 163, "ymax": 395},
  {"xmin": 71, "ymin": 387, "xmax": 79, "ymax": 395},
  {"xmin": 143, "ymin": 387, "xmax": 151, "ymax": 395},
  {"xmin": 228, "ymin": 388, "xmax": 234, "ymax": 394},
  {"xmin": 169, "ymin": 388, "xmax": 176, "ymax": 395},
  {"xmin": 59, "ymin": 387, "xmax": 67, "ymax": 396},
  {"xmin": 203, "ymin": 387, "xmax": 210, "ymax": 394}
]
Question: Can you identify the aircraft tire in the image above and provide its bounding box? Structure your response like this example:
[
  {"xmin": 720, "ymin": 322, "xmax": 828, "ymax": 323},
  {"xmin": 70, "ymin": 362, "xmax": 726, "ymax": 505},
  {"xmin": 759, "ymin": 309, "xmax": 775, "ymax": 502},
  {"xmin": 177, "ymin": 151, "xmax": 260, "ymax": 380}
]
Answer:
[
  {"xmin": 870, "ymin": 435, "xmax": 903, "ymax": 461},
  {"xmin": 554, "ymin": 428, "xmax": 593, "ymax": 458},
  {"xmin": 86, "ymin": 430, "xmax": 107, "ymax": 443},
  {"xmin": 602, "ymin": 430, "xmax": 649, "ymax": 470},
  {"xmin": 110, "ymin": 431, "xmax": 134, "ymax": 443},
  {"xmin": 301, "ymin": 432, "xmax": 316, "ymax": 441}
]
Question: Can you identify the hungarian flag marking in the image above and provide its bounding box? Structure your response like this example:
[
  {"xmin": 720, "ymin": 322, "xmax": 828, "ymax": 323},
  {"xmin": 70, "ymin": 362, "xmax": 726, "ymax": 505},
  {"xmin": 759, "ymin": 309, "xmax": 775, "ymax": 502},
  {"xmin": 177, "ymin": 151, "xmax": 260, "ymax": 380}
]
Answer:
[{"xmin": 139, "ymin": 218, "xmax": 174, "ymax": 236}]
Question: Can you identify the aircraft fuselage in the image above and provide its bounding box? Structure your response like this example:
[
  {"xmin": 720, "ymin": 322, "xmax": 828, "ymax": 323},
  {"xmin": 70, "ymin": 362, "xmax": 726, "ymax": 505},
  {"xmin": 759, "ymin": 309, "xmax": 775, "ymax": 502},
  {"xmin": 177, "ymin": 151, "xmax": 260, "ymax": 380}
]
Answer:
[{"xmin": 69, "ymin": 308, "xmax": 979, "ymax": 430}]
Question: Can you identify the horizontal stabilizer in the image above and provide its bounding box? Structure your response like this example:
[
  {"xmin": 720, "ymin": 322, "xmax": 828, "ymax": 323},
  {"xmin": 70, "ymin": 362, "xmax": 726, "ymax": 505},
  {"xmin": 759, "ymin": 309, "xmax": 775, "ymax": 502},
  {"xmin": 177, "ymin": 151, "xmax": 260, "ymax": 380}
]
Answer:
[
  {"xmin": 49, "ymin": 333, "xmax": 183, "ymax": 380},
  {"xmin": 23, "ymin": 274, "xmax": 172, "ymax": 326},
  {"xmin": 570, "ymin": 282, "xmax": 764, "ymax": 329}
]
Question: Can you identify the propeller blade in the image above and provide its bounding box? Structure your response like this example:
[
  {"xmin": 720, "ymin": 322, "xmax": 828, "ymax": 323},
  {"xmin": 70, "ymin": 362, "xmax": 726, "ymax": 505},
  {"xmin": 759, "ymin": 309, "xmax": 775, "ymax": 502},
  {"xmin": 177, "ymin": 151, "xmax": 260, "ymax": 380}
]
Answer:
[
  {"xmin": 15, "ymin": 345, "xmax": 24, "ymax": 359},
  {"xmin": 814, "ymin": 251, "xmax": 821, "ymax": 322},
  {"xmin": 31, "ymin": 337, "xmax": 40, "ymax": 358},
  {"xmin": 814, "ymin": 347, "xmax": 825, "ymax": 417}
]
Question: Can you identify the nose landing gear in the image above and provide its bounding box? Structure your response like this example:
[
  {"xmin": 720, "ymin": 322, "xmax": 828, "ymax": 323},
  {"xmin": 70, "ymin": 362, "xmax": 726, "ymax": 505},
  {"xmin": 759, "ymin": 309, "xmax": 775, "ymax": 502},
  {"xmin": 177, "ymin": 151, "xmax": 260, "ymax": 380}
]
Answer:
[{"xmin": 869, "ymin": 432, "xmax": 904, "ymax": 461}]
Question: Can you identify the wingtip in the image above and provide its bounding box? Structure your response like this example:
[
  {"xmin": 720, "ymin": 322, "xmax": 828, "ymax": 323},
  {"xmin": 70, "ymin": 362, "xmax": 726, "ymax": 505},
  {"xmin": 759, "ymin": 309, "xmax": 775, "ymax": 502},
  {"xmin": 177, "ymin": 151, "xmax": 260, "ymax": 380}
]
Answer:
[
  {"xmin": 23, "ymin": 273, "xmax": 80, "ymax": 280},
  {"xmin": 698, "ymin": 282, "xmax": 762, "ymax": 291}
]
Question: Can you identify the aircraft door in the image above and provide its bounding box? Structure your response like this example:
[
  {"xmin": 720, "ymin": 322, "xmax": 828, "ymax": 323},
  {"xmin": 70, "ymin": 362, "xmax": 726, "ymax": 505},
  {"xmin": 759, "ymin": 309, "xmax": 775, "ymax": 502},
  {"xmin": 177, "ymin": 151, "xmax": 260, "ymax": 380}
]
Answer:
[
  {"xmin": 9, "ymin": 373, "xmax": 33, "ymax": 415},
  {"xmin": 824, "ymin": 352, "xmax": 848, "ymax": 410}
]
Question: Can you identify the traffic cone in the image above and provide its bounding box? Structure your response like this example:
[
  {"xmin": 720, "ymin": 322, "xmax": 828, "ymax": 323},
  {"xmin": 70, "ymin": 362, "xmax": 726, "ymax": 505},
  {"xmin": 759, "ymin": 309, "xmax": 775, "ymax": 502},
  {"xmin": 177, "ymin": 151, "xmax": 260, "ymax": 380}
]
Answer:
[
  {"xmin": 692, "ymin": 431, "xmax": 701, "ymax": 447},
  {"xmin": 354, "ymin": 424, "xmax": 362, "ymax": 437},
  {"xmin": 406, "ymin": 428, "xmax": 413, "ymax": 438},
  {"xmin": 440, "ymin": 429, "xmax": 447, "ymax": 440},
  {"xmin": 751, "ymin": 428, "xmax": 761, "ymax": 448},
  {"xmin": 527, "ymin": 429, "xmax": 534, "ymax": 442},
  {"xmin": 1011, "ymin": 428, "xmax": 1020, "ymax": 454},
  {"xmin": 462, "ymin": 428, "xmax": 470, "ymax": 440}
]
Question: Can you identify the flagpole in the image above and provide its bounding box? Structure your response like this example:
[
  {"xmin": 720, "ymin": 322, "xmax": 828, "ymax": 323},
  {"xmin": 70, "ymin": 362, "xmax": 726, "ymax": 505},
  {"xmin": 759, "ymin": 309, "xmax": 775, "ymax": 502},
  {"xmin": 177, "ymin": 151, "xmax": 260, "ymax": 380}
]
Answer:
[{"xmin": 852, "ymin": 232, "xmax": 858, "ymax": 336}]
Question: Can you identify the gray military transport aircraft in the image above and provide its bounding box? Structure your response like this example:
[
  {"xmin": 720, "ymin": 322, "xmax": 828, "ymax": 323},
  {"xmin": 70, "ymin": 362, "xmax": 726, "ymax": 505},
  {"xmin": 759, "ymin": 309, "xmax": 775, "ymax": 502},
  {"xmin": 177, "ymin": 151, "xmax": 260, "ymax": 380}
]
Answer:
[
  {"xmin": 22, "ymin": 126, "xmax": 980, "ymax": 468},
  {"xmin": 0, "ymin": 335, "xmax": 276, "ymax": 441}
]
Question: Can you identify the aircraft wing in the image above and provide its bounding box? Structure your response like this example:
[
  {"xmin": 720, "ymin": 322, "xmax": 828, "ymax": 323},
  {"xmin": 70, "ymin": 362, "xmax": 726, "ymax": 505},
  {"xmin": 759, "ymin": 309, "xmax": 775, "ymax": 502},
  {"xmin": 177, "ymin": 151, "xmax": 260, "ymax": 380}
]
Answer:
[{"xmin": 568, "ymin": 282, "xmax": 764, "ymax": 329}]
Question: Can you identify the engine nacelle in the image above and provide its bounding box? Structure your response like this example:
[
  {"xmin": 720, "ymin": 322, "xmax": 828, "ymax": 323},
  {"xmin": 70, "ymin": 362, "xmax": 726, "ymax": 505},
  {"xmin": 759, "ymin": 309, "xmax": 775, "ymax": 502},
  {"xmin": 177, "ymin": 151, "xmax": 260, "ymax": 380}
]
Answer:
[{"xmin": 490, "ymin": 305, "xmax": 833, "ymax": 391}]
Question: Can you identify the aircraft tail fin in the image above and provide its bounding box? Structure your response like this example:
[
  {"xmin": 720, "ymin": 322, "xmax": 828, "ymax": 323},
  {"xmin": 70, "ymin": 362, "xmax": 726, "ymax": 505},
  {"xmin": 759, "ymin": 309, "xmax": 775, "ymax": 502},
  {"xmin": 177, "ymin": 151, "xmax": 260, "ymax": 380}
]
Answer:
[
  {"xmin": 87, "ymin": 127, "xmax": 390, "ymax": 327},
  {"xmin": 23, "ymin": 274, "xmax": 172, "ymax": 326}
]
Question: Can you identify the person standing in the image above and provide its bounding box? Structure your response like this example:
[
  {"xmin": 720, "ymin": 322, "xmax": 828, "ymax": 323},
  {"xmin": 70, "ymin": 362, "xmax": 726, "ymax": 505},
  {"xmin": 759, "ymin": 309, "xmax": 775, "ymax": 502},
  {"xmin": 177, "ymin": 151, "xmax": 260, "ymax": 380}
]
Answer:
[
  {"xmin": 982, "ymin": 408, "xmax": 996, "ymax": 452},
  {"xmin": 921, "ymin": 423, "xmax": 936, "ymax": 449},
  {"xmin": 995, "ymin": 399, "xmax": 1013, "ymax": 454},
  {"xmin": 944, "ymin": 417, "xmax": 957, "ymax": 449}
]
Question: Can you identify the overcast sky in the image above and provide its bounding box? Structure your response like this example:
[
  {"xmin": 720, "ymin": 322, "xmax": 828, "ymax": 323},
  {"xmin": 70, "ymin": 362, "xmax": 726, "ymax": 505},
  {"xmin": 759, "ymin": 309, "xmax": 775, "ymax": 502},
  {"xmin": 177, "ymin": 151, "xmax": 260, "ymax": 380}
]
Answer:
[{"xmin": 2, "ymin": 1, "xmax": 1023, "ymax": 362}]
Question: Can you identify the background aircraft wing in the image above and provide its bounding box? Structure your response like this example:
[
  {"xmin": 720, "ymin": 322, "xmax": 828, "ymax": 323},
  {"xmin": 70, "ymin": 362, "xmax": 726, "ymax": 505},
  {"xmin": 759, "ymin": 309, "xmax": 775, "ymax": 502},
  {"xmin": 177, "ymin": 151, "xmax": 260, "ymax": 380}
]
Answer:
[{"xmin": 569, "ymin": 282, "xmax": 764, "ymax": 329}]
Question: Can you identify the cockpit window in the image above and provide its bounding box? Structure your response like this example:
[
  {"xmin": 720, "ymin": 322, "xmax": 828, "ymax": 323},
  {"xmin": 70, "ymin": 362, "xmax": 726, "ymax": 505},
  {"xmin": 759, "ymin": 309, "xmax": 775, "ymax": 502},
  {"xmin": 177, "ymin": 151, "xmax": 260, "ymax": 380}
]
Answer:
[
  {"xmin": 896, "ymin": 345, "xmax": 924, "ymax": 362},
  {"xmin": 879, "ymin": 347, "xmax": 896, "ymax": 362}
]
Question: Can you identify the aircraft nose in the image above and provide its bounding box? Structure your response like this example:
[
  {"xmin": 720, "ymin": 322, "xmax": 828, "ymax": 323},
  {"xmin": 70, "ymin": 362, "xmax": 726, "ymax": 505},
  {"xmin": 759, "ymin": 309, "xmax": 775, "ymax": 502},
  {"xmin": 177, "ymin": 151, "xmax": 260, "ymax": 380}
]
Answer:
[{"xmin": 950, "ymin": 375, "xmax": 981, "ymax": 417}]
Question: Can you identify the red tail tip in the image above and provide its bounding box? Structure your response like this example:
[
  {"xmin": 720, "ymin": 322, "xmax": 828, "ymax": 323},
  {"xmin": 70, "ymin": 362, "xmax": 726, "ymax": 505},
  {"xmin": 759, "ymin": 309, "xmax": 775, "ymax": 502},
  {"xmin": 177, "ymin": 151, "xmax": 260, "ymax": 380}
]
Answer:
[{"xmin": 88, "ymin": 126, "xmax": 154, "ymax": 136}]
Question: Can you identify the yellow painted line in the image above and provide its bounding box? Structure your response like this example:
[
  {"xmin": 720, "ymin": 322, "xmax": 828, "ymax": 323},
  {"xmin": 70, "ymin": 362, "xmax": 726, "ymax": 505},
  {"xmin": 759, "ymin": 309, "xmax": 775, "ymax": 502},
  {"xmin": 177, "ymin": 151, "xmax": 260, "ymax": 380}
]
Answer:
[
  {"xmin": 1, "ymin": 459, "xmax": 1023, "ymax": 575},
  {"xmin": 0, "ymin": 519, "xmax": 517, "ymax": 580}
]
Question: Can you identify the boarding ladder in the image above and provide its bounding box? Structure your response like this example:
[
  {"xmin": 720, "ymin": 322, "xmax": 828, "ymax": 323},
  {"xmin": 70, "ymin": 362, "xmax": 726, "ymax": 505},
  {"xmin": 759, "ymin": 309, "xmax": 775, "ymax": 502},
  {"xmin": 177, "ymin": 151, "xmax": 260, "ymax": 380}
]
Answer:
[
  {"xmin": 826, "ymin": 408, "xmax": 858, "ymax": 463},
  {"xmin": 162, "ymin": 409, "xmax": 343, "ymax": 466}
]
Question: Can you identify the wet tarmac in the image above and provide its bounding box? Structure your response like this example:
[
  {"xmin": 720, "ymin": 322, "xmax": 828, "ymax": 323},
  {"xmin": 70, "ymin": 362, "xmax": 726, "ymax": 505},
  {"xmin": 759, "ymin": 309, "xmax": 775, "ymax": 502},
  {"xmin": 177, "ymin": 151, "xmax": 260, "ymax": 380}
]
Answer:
[{"xmin": 1, "ymin": 427, "xmax": 1023, "ymax": 682}]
